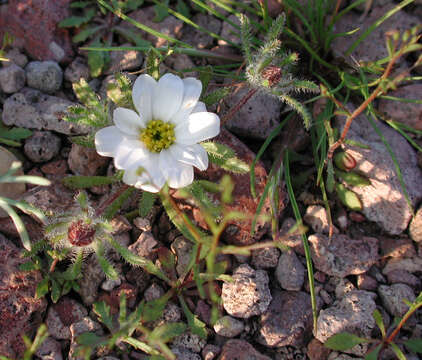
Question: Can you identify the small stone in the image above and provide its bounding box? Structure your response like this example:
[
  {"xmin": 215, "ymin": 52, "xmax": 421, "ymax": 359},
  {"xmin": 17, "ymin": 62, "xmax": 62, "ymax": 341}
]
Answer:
[
  {"xmin": 164, "ymin": 54, "xmax": 197, "ymax": 77},
  {"xmin": 309, "ymin": 234, "xmax": 379, "ymax": 277},
  {"xmin": 24, "ymin": 131, "xmax": 61, "ymax": 162},
  {"xmin": 78, "ymin": 255, "xmax": 105, "ymax": 306},
  {"xmin": 3, "ymin": 88, "xmax": 88, "ymax": 135},
  {"xmin": 380, "ymin": 236, "xmax": 416, "ymax": 258},
  {"xmin": 334, "ymin": 278, "xmax": 356, "ymax": 299},
  {"xmin": 357, "ymin": 274, "xmax": 378, "ymax": 291},
  {"xmin": 222, "ymin": 264, "xmax": 272, "ymax": 319},
  {"xmin": 171, "ymin": 236, "xmax": 194, "ymax": 276},
  {"xmin": 202, "ymin": 344, "xmax": 221, "ymax": 360},
  {"xmin": 26, "ymin": 61, "xmax": 63, "ymax": 94},
  {"xmin": 181, "ymin": 13, "xmax": 221, "ymax": 49},
  {"xmin": 279, "ymin": 217, "xmax": 305, "ymax": 255},
  {"xmin": 378, "ymin": 284, "xmax": 415, "ymax": 317},
  {"xmin": 320, "ymin": 289, "xmax": 333, "ymax": 305},
  {"xmin": 41, "ymin": 159, "xmax": 69, "ymax": 175},
  {"xmin": 64, "ymin": 57, "xmax": 90, "ymax": 83},
  {"xmin": 125, "ymin": 267, "xmax": 150, "ymax": 293},
  {"xmin": 409, "ymin": 207, "xmax": 422, "ymax": 243},
  {"xmin": 35, "ymin": 337, "xmax": 63, "ymax": 360},
  {"xmin": 171, "ymin": 347, "xmax": 201, "ymax": 360},
  {"xmin": 109, "ymin": 283, "xmax": 138, "ymax": 309},
  {"xmin": 307, "ymin": 338, "xmax": 331, "ymax": 360},
  {"xmin": 304, "ymin": 205, "xmax": 338, "ymax": 234},
  {"xmin": 213, "ymin": 316, "xmax": 244, "ymax": 338},
  {"xmin": 218, "ymin": 14, "xmax": 241, "ymax": 46},
  {"xmin": 383, "ymin": 257, "xmax": 422, "ymax": 275},
  {"xmin": 68, "ymin": 143, "xmax": 109, "ymax": 176},
  {"xmin": 144, "ymin": 283, "xmax": 164, "ymax": 302},
  {"xmin": 68, "ymin": 317, "xmax": 103, "ymax": 360},
  {"xmin": 385, "ymin": 269, "xmax": 420, "ymax": 288},
  {"xmin": 110, "ymin": 215, "xmax": 132, "ymax": 235},
  {"xmin": 133, "ymin": 217, "xmax": 152, "ymax": 232},
  {"xmin": 222, "ymin": 84, "xmax": 283, "ymax": 140},
  {"xmin": 275, "ymin": 250, "xmax": 305, "ymax": 290},
  {"xmin": 172, "ymin": 332, "xmax": 207, "ymax": 354},
  {"xmin": 101, "ymin": 277, "xmax": 122, "ymax": 292},
  {"xmin": 258, "ymin": 291, "xmax": 315, "ymax": 348},
  {"xmin": 218, "ymin": 340, "xmax": 271, "ymax": 360},
  {"xmin": 152, "ymin": 301, "xmax": 182, "ymax": 328},
  {"xmin": 129, "ymin": 231, "xmax": 159, "ymax": 261},
  {"xmin": 195, "ymin": 300, "xmax": 211, "ymax": 326},
  {"xmin": 4, "ymin": 48, "xmax": 28, "ymax": 68},
  {"xmin": 315, "ymin": 291, "xmax": 376, "ymax": 356},
  {"xmin": 251, "ymin": 246, "xmax": 280, "ymax": 269},
  {"xmin": 105, "ymin": 44, "xmax": 143, "ymax": 74},
  {"xmin": 46, "ymin": 298, "xmax": 88, "ymax": 340},
  {"xmin": 0, "ymin": 63, "xmax": 26, "ymax": 93},
  {"xmin": 378, "ymin": 84, "xmax": 422, "ymax": 131}
]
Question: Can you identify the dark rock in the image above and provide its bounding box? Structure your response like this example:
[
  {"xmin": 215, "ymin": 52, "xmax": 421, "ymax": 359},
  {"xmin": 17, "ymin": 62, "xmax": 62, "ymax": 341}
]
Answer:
[
  {"xmin": 68, "ymin": 143, "xmax": 109, "ymax": 176},
  {"xmin": 77, "ymin": 255, "xmax": 105, "ymax": 306},
  {"xmin": 385, "ymin": 269, "xmax": 420, "ymax": 288},
  {"xmin": 0, "ymin": 63, "xmax": 25, "ymax": 93},
  {"xmin": 35, "ymin": 337, "xmax": 63, "ymax": 360},
  {"xmin": 356, "ymin": 274, "xmax": 378, "ymax": 291},
  {"xmin": 26, "ymin": 61, "xmax": 63, "ymax": 94},
  {"xmin": 257, "ymin": 291, "xmax": 315, "ymax": 348},
  {"xmin": 309, "ymin": 234, "xmax": 379, "ymax": 277},
  {"xmin": 378, "ymin": 283, "xmax": 415, "ymax": 317},
  {"xmin": 181, "ymin": 13, "xmax": 221, "ymax": 49},
  {"xmin": 41, "ymin": 159, "xmax": 69, "ymax": 175},
  {"xmin": 275, "ymin": 250, "xmax": 305, "ymax": 290},
  {"xmin": 24, "ymin": 131, "xmax": 61, "ymax": 162},
  {"xmin": 0, "ymin": 233, "xmax": 47, "ymax": 358},
  {"xmin": 307, "ymin": 338, "xmax": 331, "ymax": 360},
  {"xmin": 380, "ymin": 236, "xmax": 416, "ymax": 258},
  {"xmin": 218, "ymin": 339, "xmax": 271, "ymax": 360},
  {"xmin": 251, "ymin": 245, "xmax": 280, "ymax": 269},
  {"xmin": 64, "ymin": 57, "xmax": 90, "ymax": 83},
  {"xmin": 0, "ymin": 0, "xmax": 74, "ymax": 63}
]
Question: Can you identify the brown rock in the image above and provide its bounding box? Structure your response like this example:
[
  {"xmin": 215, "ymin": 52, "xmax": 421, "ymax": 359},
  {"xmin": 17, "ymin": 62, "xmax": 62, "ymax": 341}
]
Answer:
[
  {"xmin": 307, "ymin": 338, "xmax": 331, "ymax": 360},
  {"xmin": 309, "ymin": 234, "xmax": 379, "ymax": 277},
  {"xmin": 378, "ymin": 84, "xmax": 422, "ymax": 131},
  {"xmin": 409, "ymin": 207, "xmax": 422, "ymax": 243},
  {"xmin": 257, "ymin": 291, "xmax": 315, "ymax": 348},
  {"xmin": 196, "ymin": 129, "xmax": 282, "ymax": 245},
  {"xmin": 41, "ymin": 159, "xmax": 69, "ymax": 175},
  {"xmin": 0, "ymin": 215, "xmax": 43, "ymax": 242},
  {"xmin": 0, "ymin": 233, "xmax": 47, "ymax": 358},
  {"xmin": 0, "ymin": 0, "xmax": 73, "ymax": 63},
  {"xmin": 68, "ymin": 143, "xmax": 109, "ymax": 176},
  {"xmin": 357, "ymin": 274, "xmax": 378, "ymax": 291},
  {"xmin": 379, "ymin": 236, "xmax": 416, "ymax": 259},
  {"xmin": 218, "ymin": 339, "xmax": 271, "ymax": 360},
  {"xmin": 385, "ymin": 269, "xmax": 421, "ymax": 288}
]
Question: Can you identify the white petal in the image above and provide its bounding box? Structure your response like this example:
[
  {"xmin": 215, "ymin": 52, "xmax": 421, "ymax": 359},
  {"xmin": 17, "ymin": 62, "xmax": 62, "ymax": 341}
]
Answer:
[
  {"xmin": 113, "ymin": 141, "xmax": 147, "ymax": 170},
  {"xmin": 159, "ymin": 150, "xmax": 194, "ymax": 188},
  {"xmin": 124, "ymin": 152, "xmax": 166, "ymax": 190},
  {"xmin": 175, "ymin": 112, "xmax": 220, "ymax": 145},
  {"xmin": 95, "ymin": 126, "xmax": 124, "ymax": 157},
  {"xmin": 191, "ymin": 101, "xmax": 206, "ymax": 114},
  {"xmin": 170, "ymin": 143, "xmax": 209, "ymax": 171},
  {"xmin": 152, "ymin": 73, "xmax": 184, "ymax": 122},
  {"xmin": 170, "ymin": 78, "xmax": 202, "ymax": 125},
  {"xmin": 113, "ymin": 107, "xmax": 145, "ymax": 136},
  {"xmin": 132, "ymin": 74, "xmax": 157, "ymax": 122}
]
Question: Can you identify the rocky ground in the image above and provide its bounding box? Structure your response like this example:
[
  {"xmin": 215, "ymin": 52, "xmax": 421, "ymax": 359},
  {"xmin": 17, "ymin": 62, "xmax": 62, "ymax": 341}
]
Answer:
[{"xmin": 0, "ymin": 0, "xmax": 422, "ymax": 359}]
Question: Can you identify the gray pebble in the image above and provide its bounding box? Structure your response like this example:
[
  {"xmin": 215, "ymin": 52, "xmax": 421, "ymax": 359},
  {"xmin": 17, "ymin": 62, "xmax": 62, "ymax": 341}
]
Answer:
[
  {"xmin": 24, "ymin": 131, "xmax": 61, "ymax": 162},
  {"xmin": 0, "ymin": 63, "xmax": 26, "ymax": 93},
  {"xmin": 26, "ymin": 61, "xmax": 63, "ymax": 94}
]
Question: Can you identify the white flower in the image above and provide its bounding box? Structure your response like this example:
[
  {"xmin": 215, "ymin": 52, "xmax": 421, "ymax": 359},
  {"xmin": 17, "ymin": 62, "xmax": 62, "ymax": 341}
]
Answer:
[{"xmin": 95, "ymin": 73, "xmax": 220, "ymax": 192}]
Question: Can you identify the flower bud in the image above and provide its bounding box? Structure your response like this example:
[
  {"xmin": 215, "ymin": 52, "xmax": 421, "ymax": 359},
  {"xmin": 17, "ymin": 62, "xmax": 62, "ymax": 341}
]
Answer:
[
  {"xmin": 262, "ymin": 65, "xmax": 282, "ymax": 87},
  {"xmin": 334, "ymin": 151, "xmax": 357, "ymax": 171},
  {"xmin": 68, "ymin": 219, "xmax": 96, "ymax": 246}
]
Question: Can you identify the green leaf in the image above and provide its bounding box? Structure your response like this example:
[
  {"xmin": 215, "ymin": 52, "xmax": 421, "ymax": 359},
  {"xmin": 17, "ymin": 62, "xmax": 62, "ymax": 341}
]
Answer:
[
  {"xmin": 124, "ymin": 337, "xmax": 158, "ymax": 355},
  {"xmin": 324, "ymin": 332, "xmax": 369, "ymax": 351},
  {"xmin": 59, "ymin": 16, "xmax": 91, "ymax": 28},
  {"xmin": 142, "ymin": 292, "xmax": 172, "ymax": 322},
  {"xmin": 96, "ymin": 244, "xmax": 119, "ymax": 280},
  {"xmin": 153, "ymin": 0, "xmax": 169, "ymax": 22},
  {"xmin": 373, "ymin": 309, "xmax": 386, "ymax": 338},
  {"xmin": 88, "ymin": 44, "xmax": 106, "ymax": 78},
  {"xmin": 336, "ymin": 183, "xmax": 362, "ymax": 211},
  {"xmin": 202, "ymin": 87, "xmax": 230, "ymax": 107},
  {"xmin": 178, "ymin": 295, "xmax": 207, "ymax": 339},
  {"xmin": 72, "ymin": 78, "xmax": 100, "ymax": 107},
  {"xmin": 202, "ymin": 141, "xmax": 249, "ymax": 174},
  {"xmin": 103, "ymin": 187, "xmax": 135, "ymax": 220},
  {"xmin": 93, "ymin": 301, "xmax": 113, "ymax": 331},
  {"xmin": 69, "ymin": 134, "xmax": 95, "ymax": 148},
  {"xmin": 150, "ymin": 322, "xmax": 187, "ymax": 343},
  {"xmin": 73, "ymin": 25, "xmax": 104, "ymax": 43},
  {"xmin": 337, "ymin": 170, "xmax": 371, "ymax": 187},
  {"xmin": 76, "ymin": 332, "xmax": 102, "ymax": 346},
  {"xmin": 139, "ymin": 191, "xmax": 157, "ymax": 217},
  {"xmin": 365, "ymin": 344, "xmax": 382, "ymax": 360},
  {"xmin": 51, "ymin": 278, "xmax": 61, "ymax": 303},
  {"xmin": 176, "ymin": 0, "xmax": 190, "ymax": 18},
  {"xmin": 70, "ymin": 1, "xmax": 92, "ymax": 9},
  {"xmin": 0, "ymin": 127, "xmax": 32, "ymax": 140},
  {"xmin": 36, "ymin": 277, "xmax": 50, "ymax": 299},
  {"xmin": 62, "ymin": 175, "xmax": 117, "ymax": 189},
  {"xmin": 405, "ymin": 338, "xmax": 422, "ymax": 353},
  {"xmin": 390, "ymin": 342, "xmax": 406, "ymax": 360}
]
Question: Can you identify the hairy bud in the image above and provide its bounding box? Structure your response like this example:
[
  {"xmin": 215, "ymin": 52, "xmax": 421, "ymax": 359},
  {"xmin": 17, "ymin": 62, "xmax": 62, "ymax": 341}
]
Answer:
[
  {"xmin": 262, "ymin": 65, "xmax": 283, "ymax": 87},
  {"xmin": 334, "ymin": 151, "xmax": 357, "ymax": 171},
  {"xmin": 68, "ymin": 219, "xmax": 96, "ymax": 246}
]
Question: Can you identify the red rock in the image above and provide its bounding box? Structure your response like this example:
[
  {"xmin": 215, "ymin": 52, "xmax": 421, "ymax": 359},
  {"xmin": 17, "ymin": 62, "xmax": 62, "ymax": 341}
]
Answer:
[
  {"xmin": 218, "ymin": 339, "xmax": 271, "ymax": 360},
  {"xmin": 68, "ymin": 143, "xmax": 110, "ymax": 176},
  {"xmin": 379, "ymin": 236, "xmax": 416, "ymax": 259},
  {"xmin": 41, "ymin": 159, "xmax": 69, "ymax": 175},
  {"xmin": 357, "ymin": 274, "xmax": 378, "ymax": 291},
  {"xmin": 0, "ymin": 0, "xmax": 74, "ymax": 63},
  {"xmin": 307, "ymin": 338, "xmax": 331, "ymax": 360},
  {"xmin": 0, "ymin": 233, "xmax": 47, "ymax": 358},
  {"xmin": 191, "ymin": 129, "xmax": 284, "ymax": 246}
]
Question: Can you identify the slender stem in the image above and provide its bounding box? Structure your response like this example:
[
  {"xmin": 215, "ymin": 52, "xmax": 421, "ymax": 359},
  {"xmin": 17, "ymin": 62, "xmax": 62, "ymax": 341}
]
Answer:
[
  {"xmin": 49, "ymin": 258, "xmax": 59, "ymax": 273},
  {"xmin": 385, "ymin": 303, "xmax": 422, "ymax": 345},
  {"xmin": 221, "ymin": 88, "xmax": 257, "ymax": 126},
  {"xmin": 95, "ymin": 184, "xmax": 130, "ymax": 217},
  {"xmin": 327, "ymin": 48, "xmax": 404, "ymax": 160}
]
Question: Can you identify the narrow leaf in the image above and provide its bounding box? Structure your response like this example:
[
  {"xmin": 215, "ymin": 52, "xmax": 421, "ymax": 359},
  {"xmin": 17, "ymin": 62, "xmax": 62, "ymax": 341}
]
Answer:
[{"xmin": 324, "ymin": 332, "xmax": 369, "ymax": 351}]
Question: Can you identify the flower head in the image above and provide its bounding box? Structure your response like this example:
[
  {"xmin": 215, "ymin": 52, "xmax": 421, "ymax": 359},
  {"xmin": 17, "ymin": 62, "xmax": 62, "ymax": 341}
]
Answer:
[{"xmin": 95, "ymin": 73, "xmax": 220, "ymax": 192}]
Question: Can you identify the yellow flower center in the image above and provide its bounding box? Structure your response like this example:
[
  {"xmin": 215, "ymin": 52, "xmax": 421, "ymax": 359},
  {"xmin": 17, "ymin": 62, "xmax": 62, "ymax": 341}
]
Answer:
[{"xmin": 139, "ymin": 119, "xmax": 176, "ymax": 153}]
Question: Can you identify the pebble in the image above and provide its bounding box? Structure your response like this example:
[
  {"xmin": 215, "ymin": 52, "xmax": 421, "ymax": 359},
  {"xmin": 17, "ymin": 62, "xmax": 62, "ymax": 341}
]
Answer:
[
  {"xmin": 67, "ymin": 143, "xmax": 109, "ymax": 176},
  {"xmin": 144, "ymin": 283, "xmax": 165, "ymax": 302},
  {"xmin": 315, "ymin": 290, "xmax": 376, "ymax": 356},
  {"xmin": 251, "ymin": 245, "xmax": 280, "ymax": 269},
  {"xmin": 307, "ymin": 338, "xmax": 331, "ymax": 360},
  {"xmin": 304, "ymin": 205, "xmax": 339, "ymax": 234},
  {"xmin": 356, "ymin": 274, "xmax": 378, "ymax": 291},
  {"xmin": 35, "ymin": 337, "xmax": 63, "ymax": 360},
  {"xmin": 129, "ymin": 231, "xmax": 158, "ymax": 260},
  {"xmin": 380, "ymin": 236, "xmax": 416, "ymax": 259},
  {"xmin": 77, "ymin": 255, "xmax": 106, "ymax": 306},
  {"xmin": 0, "ymin": 63, "xmax": 26, "ymax": 93},
  {"xmin": 202, "ymin": 344, "xmax": 221, "ymax": 360},
  {"xmin": 275, "ymin": 250, "xmax": 305, "ymax": 290},
  {"xmin": 218, "ymin": 339, "xmax": 271, "ymax": 360},
  {"xmin": 181, "ymin": 13, "xmax": 221, "ymax": 49},
  {"xmin": 105, "ymin": 44, "xmax": 143, "ymax": 75},
  {"xmin": 385, "ymin": 269, "xmax": 420, "ymax": 288},
  {"xmin": 125, "ymin": 267, "xmax": 150, "ymax": 293},
  {"xmin": 64, "ymin": 57, "xmax": 90, "ymax": 83},
  {"xmin": 258, "ymin": 290, "xmax": 315, "ymax": 348},
  {"xmin": 213, "ymin": 316, "xmax": 245, "ymax": 338},
  {"xmin": 222, "ymin": 264, "xmax": 272, "ymax": 319},
  {"xmin": 171, "ymin": 235, "xmax": 194, "ymax": 276},
  {"xmin": 171, "ymin": 347, "xmax": 201, "ymax": 360},
  {"xmin": 218, "ymin": 14, "xmax": 241, "ymax": 46},
  {"xmin": 378, "ymin": 283, "xmax": 416, "ymax": 317},
  {"xmin": 24, "ymin": 131, "xmax": 61, "ymax": 162},
  {"xmin": 133, "ymin": 217, "xmax": 152, "ymax": 232},
  {"xmin": 409, "ymin": 206, "xmax": 422, "ymax": 243},
  {"xmin": 101, "ymin": 277, "xmax": 122, "ymax": 292},
  {"xmin": 26, "ymin": 61, "xmax": 63, "ymax": 94},
  {"xmin": 46, "ymin": 297, "xmax": 88, "ymax": 340},
  {"xmin": 4, "ymin": 48, "xmax": 28, "ymax": 68},
  {"xmin": 41, "ymin": 159, "xmax": 69, "ymax": 175},
  {"xmin": 172, "ymin": 332, "xmax": 207, "ymax": 354},
  {"xmin": 308, "ymin": 234, "xmax": 378, "ymax": 277}
]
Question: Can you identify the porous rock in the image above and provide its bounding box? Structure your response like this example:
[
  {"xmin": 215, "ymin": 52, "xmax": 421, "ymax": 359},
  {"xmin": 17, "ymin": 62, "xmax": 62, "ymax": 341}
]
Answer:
[
  {"xmin": 275, "ymin": 250, "xmax": 305, "ymax": 290},
  {"xmin": 24, "ymin": 131, "xmax": 61, "ymax": 163},
  {"xmin": 25, "ymin": 61, "xmax": 63, "ymax": 94},
  {"xmin": 0, "ymin": 63, "xmax": 26, "ymax": 93},
  {"xmin": 378, "ymin": 283, "xmax": 415, "ymax": 317},
  {"xmin": 68, "ymin": 143, "xmax": 109, "ymax": 176},
  {"xmin": 218, "ymin": 339, "xmax": 271, "ymax": 360}
]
